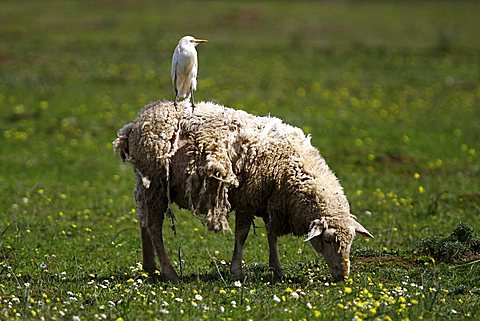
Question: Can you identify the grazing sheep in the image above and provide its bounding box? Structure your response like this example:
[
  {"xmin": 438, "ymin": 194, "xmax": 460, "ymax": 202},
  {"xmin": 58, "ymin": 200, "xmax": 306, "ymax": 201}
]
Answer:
[{"xmin": 113, "ymin": 100, "xmax": 373, "ymax": 282}]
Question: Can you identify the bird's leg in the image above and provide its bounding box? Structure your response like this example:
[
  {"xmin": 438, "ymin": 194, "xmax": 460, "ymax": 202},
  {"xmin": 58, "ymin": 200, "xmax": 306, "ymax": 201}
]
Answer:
[
  {"xmin": 173, "ymin": 90, "xmax": 178, "ymax": 109},
  {"xmin": 190, "ymin": 87, "xmax": 195, "ymax": 112}
]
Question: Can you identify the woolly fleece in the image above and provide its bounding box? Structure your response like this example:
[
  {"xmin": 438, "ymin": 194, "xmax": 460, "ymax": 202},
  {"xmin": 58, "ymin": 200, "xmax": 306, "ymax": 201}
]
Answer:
[{"xmin": 114, "ymin": 100, "xmax": 356, "ymax": 247}]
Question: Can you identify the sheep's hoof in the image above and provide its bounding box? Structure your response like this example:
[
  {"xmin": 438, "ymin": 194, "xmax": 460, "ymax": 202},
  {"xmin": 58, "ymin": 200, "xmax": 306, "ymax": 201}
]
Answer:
[
  {"xmin": 231, "ymin": 268, "xmax": 246, "ymax": 282},
  {"xmin": 271, "ymin": 268, "xmax": 286, "ymax": 281},
  {"xmin": 162, "ymin": 270, "xmax": 180, "ymax": 282},
  {"xmin": 142, "ymin": 262, "xmax": 157, "ymax": 274},
  {"xmin": 163, "ymin": 274, "xmax": 180, "ymax": 283}
]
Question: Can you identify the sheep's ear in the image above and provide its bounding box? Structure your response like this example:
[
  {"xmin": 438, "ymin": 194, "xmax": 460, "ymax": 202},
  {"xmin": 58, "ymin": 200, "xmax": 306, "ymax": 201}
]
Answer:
[
  {"xmin": 304, "ymin": 219, "xmax": 327, "ymax": 242},
  {"xmin": 351, "ymin": 219, "xmax": 374, "ymax": 238}
]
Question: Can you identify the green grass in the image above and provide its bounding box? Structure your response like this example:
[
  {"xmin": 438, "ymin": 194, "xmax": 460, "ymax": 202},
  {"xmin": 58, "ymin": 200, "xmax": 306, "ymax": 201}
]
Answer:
[{"xmin": 1, "ymin": 1, "xmax": 479, "ymax": 320}]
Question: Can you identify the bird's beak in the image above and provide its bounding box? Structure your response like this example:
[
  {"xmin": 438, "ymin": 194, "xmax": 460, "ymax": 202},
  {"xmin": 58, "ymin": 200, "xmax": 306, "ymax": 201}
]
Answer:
[{"xmin": 191, "ymin": 39, "xmax": 208, "ymax": 44}]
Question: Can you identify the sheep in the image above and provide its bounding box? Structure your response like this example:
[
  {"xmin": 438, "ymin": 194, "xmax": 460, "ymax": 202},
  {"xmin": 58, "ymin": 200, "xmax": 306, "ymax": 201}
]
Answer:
[{"xmin": 113, "ymin": 100, "xmax": 373, "ymax": 282}]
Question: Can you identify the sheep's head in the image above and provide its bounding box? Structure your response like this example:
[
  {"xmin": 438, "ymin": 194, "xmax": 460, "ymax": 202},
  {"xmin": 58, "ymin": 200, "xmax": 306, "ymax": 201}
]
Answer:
[{"xmin": 305, "ymin": 217, "xmax": 373, "ymax": 281}]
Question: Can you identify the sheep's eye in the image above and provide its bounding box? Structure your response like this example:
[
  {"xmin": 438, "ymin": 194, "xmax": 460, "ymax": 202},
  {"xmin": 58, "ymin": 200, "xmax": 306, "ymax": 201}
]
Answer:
[{"xmin": 323, "ymin": 229, "xmax": 337, "ymax": 244}]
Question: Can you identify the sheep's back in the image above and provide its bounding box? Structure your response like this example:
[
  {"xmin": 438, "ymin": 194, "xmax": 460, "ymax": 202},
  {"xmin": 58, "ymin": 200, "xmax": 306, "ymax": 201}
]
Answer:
[{"xmin": 128, "ymin": 101, "xmax": 181, "ymax": 179}]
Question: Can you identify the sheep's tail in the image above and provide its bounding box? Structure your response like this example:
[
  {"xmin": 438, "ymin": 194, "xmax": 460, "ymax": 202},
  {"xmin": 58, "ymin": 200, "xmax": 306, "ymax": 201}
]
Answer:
[{"xmin": 113, "ymin": 123, "xmax": 133, "ymax": 161}]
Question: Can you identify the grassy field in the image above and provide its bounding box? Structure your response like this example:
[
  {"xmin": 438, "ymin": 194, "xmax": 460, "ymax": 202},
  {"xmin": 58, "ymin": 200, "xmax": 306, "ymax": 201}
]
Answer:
[{"xmin": 1, "ymin": 1, "xmax": 479, "ymax": 320}]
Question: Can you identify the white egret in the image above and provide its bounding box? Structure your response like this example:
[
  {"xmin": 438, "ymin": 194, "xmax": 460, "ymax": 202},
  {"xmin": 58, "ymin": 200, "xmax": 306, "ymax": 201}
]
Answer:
[{"xmin": 171, "ymin": 35, "xmax": 208, "ymax": 110}]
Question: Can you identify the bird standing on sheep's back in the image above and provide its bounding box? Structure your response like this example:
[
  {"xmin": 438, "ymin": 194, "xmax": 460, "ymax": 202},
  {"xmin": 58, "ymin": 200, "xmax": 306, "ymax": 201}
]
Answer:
[{"xmin": 171, "ymin": 35, "xmax": 208, "ymax": 111}]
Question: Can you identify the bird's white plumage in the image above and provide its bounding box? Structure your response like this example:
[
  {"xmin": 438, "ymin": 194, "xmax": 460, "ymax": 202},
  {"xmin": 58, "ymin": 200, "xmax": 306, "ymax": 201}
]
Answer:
[{"xmin": 171, "ymin": 36, "xmax": 207, "ymax": 107}]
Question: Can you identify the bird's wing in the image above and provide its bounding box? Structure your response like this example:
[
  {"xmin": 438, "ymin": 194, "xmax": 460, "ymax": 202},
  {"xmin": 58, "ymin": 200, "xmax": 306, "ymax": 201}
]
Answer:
[
  {"xmin": 171, "ymin": 46, "xmax": 179, "ymax": 89},
  {"xmin": 173, "ymin": 62, "xmax": 179, "ymax": 95},
  {"xmin": 190, "ymin": 51, "xmax": 198, "ymax": 91},
  {"xmin": 192, "ymin": 51, "xmax": 198, "ymax": 77}
]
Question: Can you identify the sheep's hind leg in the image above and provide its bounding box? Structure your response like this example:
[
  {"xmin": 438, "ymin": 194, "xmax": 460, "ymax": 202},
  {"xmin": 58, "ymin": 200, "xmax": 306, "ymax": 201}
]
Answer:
[
  {"xmin": 140, "ymin": 225, "xmax": 157, "ymax": 273},
  {"xmin": 137, "ymin": 179, "xmax": 179, "ymax": 282},
  {"xmin": 148, "ymin": 204, "xmax": 179, "ymax": 282},
  {"xmin": 135, "ymin": 182, "xmax": 158, "ymax": 274},
  {"xmin": 147, "ymin": 208, "xmax": 179, "ymax": 282},
  {"xmin": 264, "ymin": 220, "xmax": 285, "ymax": 280},
  {"xmin": 230, "ymin": 212, "xmax": 251, "ymax": 281}
]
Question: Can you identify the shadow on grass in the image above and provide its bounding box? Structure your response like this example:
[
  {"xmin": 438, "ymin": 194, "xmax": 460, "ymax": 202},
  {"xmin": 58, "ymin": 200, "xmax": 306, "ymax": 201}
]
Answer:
[{"xmin": 177, "ymin": 263, "xmax": 312, "ymax": 284}]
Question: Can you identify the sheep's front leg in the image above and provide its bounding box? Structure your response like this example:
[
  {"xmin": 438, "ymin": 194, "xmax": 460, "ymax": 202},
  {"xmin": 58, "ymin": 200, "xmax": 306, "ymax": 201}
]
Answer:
[
  {"xmin": 230, "ymin": 212, "xmax": 251, "ymax": 281},
  {"xmin": 264, "ymin": 219, "xmax": 285, "ymax": 280},
  {"xmin": 140, "ymin": 224, "xmax": 157, "ymax": 273}
]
